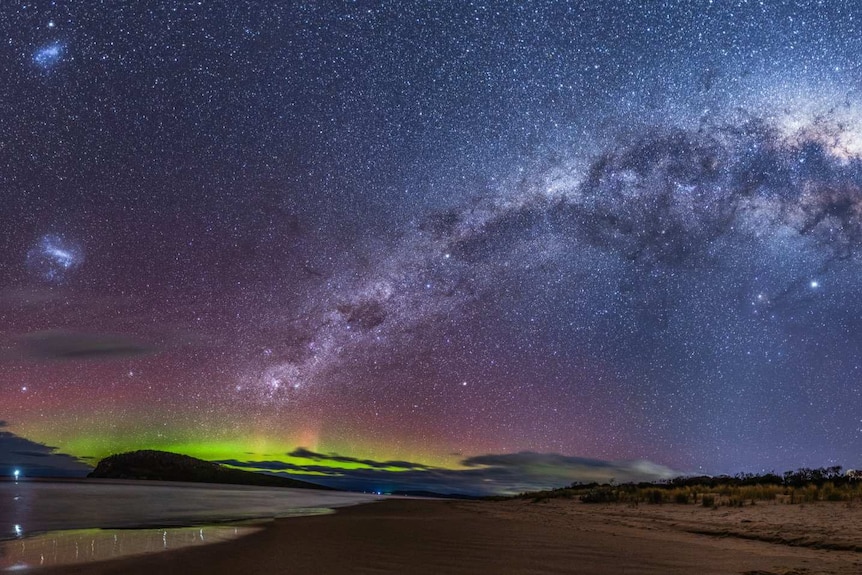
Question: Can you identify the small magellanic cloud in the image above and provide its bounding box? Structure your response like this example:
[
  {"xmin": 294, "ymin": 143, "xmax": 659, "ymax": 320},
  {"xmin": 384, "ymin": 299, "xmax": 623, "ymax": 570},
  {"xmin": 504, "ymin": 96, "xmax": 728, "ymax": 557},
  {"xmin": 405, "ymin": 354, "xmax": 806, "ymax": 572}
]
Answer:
[{"xmin": 33, "ymin": 42, "xmax": 65, "ymax": 69}]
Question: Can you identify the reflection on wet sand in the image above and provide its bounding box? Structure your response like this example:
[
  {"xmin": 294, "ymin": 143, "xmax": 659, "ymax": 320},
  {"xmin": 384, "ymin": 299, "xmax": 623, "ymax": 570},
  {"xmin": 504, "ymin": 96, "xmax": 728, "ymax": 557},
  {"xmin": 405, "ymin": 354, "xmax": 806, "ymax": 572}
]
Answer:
[{"xmin": 0, "ymin": 524, "xmax": 261, "ymax": 571}]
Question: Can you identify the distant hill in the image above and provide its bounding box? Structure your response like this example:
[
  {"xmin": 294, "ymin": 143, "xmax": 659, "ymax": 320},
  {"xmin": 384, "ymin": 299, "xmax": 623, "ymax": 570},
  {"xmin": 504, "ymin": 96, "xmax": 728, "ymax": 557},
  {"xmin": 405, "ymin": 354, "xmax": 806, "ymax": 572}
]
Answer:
[{"xmin": 88, "ymin": 450, "xmax": 330, "ymax": 490}]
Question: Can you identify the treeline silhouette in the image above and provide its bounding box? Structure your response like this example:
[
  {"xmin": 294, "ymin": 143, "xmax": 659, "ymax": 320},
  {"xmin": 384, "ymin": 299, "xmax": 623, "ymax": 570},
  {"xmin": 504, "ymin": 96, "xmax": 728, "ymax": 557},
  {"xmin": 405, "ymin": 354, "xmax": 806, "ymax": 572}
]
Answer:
[{"xmin": 513, "ymin": 466, "xmax": 861, "ymax": 506}]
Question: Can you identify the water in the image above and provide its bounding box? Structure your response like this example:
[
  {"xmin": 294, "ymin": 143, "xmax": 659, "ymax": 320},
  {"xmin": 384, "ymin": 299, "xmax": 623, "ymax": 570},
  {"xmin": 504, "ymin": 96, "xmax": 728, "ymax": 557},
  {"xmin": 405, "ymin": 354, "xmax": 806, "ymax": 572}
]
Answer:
[
  {"xmin": 1, "ymin": 525, "xmax": 263, "ymax": 571},
  {"xmin": 0, "ymin": 479, "xmax": 380, "ymax": 570},
  {"xmin": 0, "ymin": 479, "xmax": 380, "ymax": 539}
]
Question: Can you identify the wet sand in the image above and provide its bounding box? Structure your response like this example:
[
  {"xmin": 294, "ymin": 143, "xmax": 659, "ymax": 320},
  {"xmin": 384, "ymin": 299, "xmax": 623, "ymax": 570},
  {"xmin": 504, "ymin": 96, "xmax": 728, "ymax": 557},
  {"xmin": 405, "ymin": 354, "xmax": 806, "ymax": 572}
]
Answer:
[{"xmin": 33, "ymin": 498, "xmax": 862, "ymax": 574}]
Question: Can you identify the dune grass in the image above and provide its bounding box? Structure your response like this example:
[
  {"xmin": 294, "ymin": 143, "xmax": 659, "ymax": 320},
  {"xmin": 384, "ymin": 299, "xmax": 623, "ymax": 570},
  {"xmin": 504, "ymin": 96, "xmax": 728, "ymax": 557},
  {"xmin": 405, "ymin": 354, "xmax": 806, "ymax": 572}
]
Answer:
[{"xmin": 516, "ymin": 467, "xmax": 862, "ymax": 506}]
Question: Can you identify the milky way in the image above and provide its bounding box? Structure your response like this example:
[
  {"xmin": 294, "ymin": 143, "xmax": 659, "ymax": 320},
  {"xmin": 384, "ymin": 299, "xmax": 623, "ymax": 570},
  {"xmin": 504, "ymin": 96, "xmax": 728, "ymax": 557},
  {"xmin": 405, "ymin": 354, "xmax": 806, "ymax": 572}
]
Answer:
[{"xmin": 1, "ymin": 1, "xmax": 860, "ymax": 492}]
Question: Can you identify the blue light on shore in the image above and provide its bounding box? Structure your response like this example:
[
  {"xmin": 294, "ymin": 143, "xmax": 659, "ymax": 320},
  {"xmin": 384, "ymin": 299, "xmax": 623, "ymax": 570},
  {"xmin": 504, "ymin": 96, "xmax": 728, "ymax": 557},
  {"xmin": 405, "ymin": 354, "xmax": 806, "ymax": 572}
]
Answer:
[{"xmin": 13, "ymin": 469, "xmax": 20, "ymax": 482}]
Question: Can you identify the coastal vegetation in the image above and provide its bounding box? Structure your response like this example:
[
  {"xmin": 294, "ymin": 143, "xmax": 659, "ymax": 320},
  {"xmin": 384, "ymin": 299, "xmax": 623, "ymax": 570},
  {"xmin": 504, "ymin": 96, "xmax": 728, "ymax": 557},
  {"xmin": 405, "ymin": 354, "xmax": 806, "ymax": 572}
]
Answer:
[{"xmin": 515, "ymin": 467, "xmax": 862, "ymax": 506}]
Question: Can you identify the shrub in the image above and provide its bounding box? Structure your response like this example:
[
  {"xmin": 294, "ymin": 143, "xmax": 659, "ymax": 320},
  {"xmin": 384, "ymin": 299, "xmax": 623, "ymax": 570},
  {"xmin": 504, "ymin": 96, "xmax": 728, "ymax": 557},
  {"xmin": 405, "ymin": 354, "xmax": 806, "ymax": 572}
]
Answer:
[
  {"xmin": 646, "ymin": 489, "xmax": 664, "ymax": 504},
  {"xmin": 702, "ymin": 495, "xmax": 715, "ymax": 507},
  {"xmin": 580, "ymin": 488, "xmax": 620, "ymax": 504}
]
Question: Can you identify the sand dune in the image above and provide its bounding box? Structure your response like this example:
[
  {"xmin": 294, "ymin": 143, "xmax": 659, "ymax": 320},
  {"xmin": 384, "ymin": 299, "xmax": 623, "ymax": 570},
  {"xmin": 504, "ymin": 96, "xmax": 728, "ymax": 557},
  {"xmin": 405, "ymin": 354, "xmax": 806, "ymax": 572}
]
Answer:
[{"xmin": 34, "ymin": 499, "xmax": 862, "ymax": 574}]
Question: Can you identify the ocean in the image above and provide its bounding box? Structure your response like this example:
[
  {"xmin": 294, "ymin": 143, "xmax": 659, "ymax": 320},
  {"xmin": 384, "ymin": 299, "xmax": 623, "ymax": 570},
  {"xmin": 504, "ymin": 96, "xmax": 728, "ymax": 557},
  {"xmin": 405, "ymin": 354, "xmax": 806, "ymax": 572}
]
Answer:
[{"xmin": 0, "ymin": 479, "xmax": 379, "ymax": 570}]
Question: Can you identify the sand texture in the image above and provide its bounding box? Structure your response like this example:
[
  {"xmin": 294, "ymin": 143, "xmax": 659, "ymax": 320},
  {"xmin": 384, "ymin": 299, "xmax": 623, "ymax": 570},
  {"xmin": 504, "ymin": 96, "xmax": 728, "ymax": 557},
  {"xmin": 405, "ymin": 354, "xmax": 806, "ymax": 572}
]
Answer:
[{"xmin": 32, "ymin": 498, "xmax": 862, "ymax": 574}]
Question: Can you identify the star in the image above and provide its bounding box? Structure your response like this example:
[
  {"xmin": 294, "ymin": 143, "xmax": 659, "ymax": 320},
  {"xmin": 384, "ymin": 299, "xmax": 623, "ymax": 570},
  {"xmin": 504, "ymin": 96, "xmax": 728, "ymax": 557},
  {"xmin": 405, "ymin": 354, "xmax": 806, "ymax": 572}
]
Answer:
[{"xmin": 3, "ymin": 0, "xmax": 862, "ymax": 493}]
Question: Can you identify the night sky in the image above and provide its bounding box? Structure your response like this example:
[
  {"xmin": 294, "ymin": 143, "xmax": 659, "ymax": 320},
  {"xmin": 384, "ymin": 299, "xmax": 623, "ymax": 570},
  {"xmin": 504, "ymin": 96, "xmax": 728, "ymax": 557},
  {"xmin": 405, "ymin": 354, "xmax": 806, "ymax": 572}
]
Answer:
[{"xmin": 1, "ymin": 1, "xmax": 861, "ymax": 495}]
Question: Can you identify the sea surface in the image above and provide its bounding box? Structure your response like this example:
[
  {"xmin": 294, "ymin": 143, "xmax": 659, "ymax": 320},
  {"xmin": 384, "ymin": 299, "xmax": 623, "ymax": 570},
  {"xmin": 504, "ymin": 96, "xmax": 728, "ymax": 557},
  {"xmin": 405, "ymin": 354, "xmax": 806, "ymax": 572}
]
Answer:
[
  {"xmin": 0, "ymin": 479, "xmax": 380, "ymax": 570},
  {"xmin": 0, "ymin": 479, "xmax": 380, "ymax": 540}
]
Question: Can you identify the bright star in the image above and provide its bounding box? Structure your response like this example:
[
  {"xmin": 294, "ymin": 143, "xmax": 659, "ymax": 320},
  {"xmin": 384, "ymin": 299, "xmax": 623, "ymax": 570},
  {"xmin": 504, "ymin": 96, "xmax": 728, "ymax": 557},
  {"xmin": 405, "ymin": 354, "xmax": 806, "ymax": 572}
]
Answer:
[{"xmin": 810, "ymin": 280, "xmax": 820, "ymax": 289}]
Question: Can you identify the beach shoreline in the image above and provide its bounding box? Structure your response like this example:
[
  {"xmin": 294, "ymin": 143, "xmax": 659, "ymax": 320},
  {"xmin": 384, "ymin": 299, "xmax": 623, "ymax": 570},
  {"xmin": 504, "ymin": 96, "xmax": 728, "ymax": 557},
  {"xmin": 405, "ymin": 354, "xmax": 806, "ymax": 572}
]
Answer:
[
  {"xmin": 0, "ymin": 479, "xmax": 380, "ymax": 541},
  {"xmin": 26, "ymin": 498, "xmax": 862, "ymax": 575}
]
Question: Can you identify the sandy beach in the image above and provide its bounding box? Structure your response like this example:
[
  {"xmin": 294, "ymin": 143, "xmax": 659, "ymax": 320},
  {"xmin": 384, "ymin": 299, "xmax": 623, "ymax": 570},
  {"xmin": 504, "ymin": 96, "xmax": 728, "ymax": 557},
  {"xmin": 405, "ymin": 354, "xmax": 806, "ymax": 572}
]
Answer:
[{"xmin": 29, "ymin": 498, "xmax": 862, "ymax": 575}]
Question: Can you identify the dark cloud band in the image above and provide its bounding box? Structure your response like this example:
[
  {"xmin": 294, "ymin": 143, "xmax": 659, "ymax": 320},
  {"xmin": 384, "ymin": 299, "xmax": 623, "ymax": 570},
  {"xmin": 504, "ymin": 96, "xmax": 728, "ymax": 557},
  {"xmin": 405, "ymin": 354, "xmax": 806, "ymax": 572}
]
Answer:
[{"xmin": 220, "ymin": 450, "xmax": 679, "ymax": 496}]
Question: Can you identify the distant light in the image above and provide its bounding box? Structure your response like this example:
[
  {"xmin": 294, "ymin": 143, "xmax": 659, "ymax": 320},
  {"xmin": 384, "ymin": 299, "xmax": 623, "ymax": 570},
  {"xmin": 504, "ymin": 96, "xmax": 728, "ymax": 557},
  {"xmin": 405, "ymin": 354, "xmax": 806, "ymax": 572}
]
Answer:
[
  {"xmin": 14, "ymin": 524, "xmax": 22, "ymax": 537},
  {"xmin": 13, "ymin": 469, "xmax": 20, "ymax": 481},
  {"xmin": 810, "ymin": 280, "xmax": 820, "ymax": 289}
]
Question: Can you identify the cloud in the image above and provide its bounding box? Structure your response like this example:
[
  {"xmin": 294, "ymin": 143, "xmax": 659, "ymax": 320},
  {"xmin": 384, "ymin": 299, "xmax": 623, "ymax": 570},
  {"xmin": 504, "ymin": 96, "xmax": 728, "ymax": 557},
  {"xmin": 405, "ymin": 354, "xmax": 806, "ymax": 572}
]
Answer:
[
  {"xmin": 18, "ymin": 330, "xmax": 155, "ymax": 361},
  {"xmin": 0, "ymin": 423, "xmax": 92, "ymax": 477},
  {"xmin": 0, "ymin": 287, "xmax": 71, "ymax": 307},
  {"xmin": 218, "ymin": 450, "xmax": 679, "ymax": 496},
  {"xmin": 287, "ymin": 448, "xmax": 433, "ymax": 470},
  {"xmin": 461, "ymin": 452, "xmax": 677, "ymax": 484}
]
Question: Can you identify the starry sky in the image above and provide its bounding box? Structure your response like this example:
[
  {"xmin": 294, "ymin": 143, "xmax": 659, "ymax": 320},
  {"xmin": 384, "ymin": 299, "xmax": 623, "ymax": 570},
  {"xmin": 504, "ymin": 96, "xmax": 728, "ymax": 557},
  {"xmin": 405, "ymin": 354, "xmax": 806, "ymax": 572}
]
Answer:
[{"xmin": 1, "ymin": 1, "xmax": 861, "ymax": 495}]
